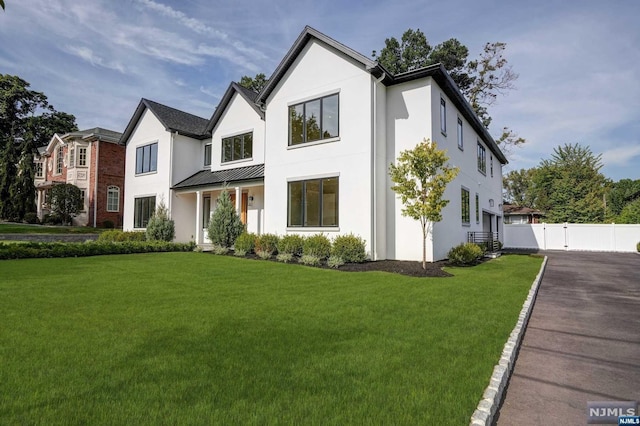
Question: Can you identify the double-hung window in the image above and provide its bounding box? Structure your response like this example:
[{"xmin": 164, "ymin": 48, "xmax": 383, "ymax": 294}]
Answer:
[
  {"xmin": 461, "ymin": 188, "xmax": 470, "ymax": 224},
  {"xmin": 136, "ymin": 142, "xmax": 158, "ymax": 174},
  {"xmin": 134, "ymin": 196, "xmax": 156, "ymax": 228},
  {"xmin": 35, "ymin": 162, "xmax": 43, "ymax": 178},
  {"xmin": 440, "ymin": 98, "xmax": 447, "ymax": 135},
  {"xmin": 289, "ymin": 93, "xmax": 339, "ymax": 146},
  {"xmin": 78, "ymin": 147, "xmax": 87, "ymax": 167},
  {"xmin": 477, "ymin": 142, "xmax": 486, "ymax": 174},
  {"xmin": 204, "ymin": 143, "xmax": 212, "ymax": 166},
  {"xmin": 107, "ymin": 186, "xmax": 120, "ymax": 212},
  {"xmin": 68, "ymin": 147, "xmax": 75, "ymax": 169},
  {"xmin": 56, "ymin": 147, "xmax": 63, "ymax": 174},
  {"xmin": 288, "ymin": 177, "xmax": 339, "ymax": 227},
  {"xmin": 222, "ymin": 132, "xmax": 252, "ymax": 163}
]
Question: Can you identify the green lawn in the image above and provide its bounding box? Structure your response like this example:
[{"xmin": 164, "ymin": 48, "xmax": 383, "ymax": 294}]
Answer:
[
  {"xmin": 0, "ymin": 222, "xmax": 103, "ymax": 234},
  {"xmin": 0, "ymin": 253, "xmax": 542, "ymax": 425}
]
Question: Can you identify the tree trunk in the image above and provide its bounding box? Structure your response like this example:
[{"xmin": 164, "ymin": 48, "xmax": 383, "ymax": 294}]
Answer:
[{"xmin": 422, "ymin": 225, "xmax": 427, "ymax": 270}]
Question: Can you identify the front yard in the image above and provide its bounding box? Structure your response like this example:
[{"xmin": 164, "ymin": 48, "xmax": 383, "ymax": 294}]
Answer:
[{"xmin": 0, "ymin": 253, "xmax": 542, "ymax": 424}]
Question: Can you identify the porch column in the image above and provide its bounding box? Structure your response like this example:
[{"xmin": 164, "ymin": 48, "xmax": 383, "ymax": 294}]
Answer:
[
  {"xmin": 36, "ymin": 189, "xmax": 43, "ymax": 219},
  {"xmin": 235, "ymin": 186, "xmax": 241, "ymax": 212},
  {"xmin": 195, "ymin": 190, "xmax": 202, "ymax": 245}
]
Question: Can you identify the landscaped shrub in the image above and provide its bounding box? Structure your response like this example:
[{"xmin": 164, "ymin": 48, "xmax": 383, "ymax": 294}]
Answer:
[
  {"xmin": 256, "ymin": 250, "xmax": 272, "ymax": 260},
  {"xmin": 331, "ymin": 234, "xmax": 367, "ymax": 263},
  {"xmin": 211, "ymin": 244, "xmax": 229, "ymax": 255},
  {"xmin": 145, "ymin": 201, "xmax": 175, "ymax": 242},
  {"xmin": 0, "ymin": 241, "xmax": 196, "ymax": 260},
  {"xmin": 255, "ymin": 233, "xmax": 280, "ymax": 256},
  {"xmin": 234, "ymin": 232, "xmax": 256, "ymax": 254},
  {"xmin": 327, "ymin": 255, "xmax": 345, "ymax": 269},
  {"xmin": 303, "ymin": 234, "xmax": 331, "ymax": 259},
  {"xmin": 447, "ymin": 242, "xmax": 484, "ymax": 266},
  {"xmin": 207, "ymin": 190, "xmax": 244, "ymax": 248},
  {"xmin": 98, "ymin": 230, "xmax": 146, "ymax": 242},
  {"xmin": 277, "ymin": 234, "xmax": 305, "ymax": 256},
  {"xmin": 24, "ymin": 212, "xmax": 38, "ymax": 224},
  {"xmin": 299, "ymin": 254, "xmax": 321, "ymax": 267},
  {"xmin": 102, "ymin": 220, "xmax": 115, "ymax": 229},
  {"xmin": 276, "ymin": 253, "xmax": 294, "ymax": 263},
  {"xmin": 42, "ymin": 213, "xmax": 62, "ymax": 225}
]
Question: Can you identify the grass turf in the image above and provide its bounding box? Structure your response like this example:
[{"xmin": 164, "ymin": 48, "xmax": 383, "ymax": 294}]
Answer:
[
  {"xmin": 0, "ymin": 223, "xmax": 103, "ymax": 234},
  {"xmin": 0, "ymin": 253, "xmax": 542, "ymax": 424}
]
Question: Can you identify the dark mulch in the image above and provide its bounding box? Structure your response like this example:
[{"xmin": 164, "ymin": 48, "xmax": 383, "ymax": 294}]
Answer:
[{"xmin": 338, "ymin": 259, "xmax": 452, "ymax": 277}]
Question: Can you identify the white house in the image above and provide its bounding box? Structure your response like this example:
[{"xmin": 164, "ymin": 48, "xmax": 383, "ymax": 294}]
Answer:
[{"xmin": 120, "ymin": 26, "xmax": 507, "ymax": 262}]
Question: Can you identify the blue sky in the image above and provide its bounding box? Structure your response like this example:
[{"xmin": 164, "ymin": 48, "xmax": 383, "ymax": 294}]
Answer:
[{"xmin": 1, "ymin": 0, "xmax": 639, "ymax": 180}]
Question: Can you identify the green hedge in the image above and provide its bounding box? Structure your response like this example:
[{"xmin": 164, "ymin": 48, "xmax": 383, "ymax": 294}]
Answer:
[
  {"xmin": 0, "ymin": 241, "xmax": 196, "ymax": 260},
  {"xmin": 98, "ymin": 230, "xmax": 147, "ymax": 242}
]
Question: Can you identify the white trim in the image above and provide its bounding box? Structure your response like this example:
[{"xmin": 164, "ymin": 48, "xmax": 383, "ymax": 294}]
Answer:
[
  {"xmin": 286, "ymin": 88, "xmax": 341, "ymax": 107},
  {"xmin": 286, "ymin": 172, "xmax": 340, "ymax": 182},
  {"xmin": 286, "ymin": 227, "xmax": 340, "ymax": 232},
  {"xmin": 287, "ymin": 137, "xmax": 340, "ymax": 150},
  {"xmin": 220, "ymin": 128, "xmax": 255, "ymax": 140},
  {"xmin": 220, "ymin": 157, "xmax": 253, "ymax": 166}
]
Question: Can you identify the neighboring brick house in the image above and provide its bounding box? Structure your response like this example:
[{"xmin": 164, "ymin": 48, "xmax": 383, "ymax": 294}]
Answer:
[{"xmin": 35, "ymin": 128, "xmax": 125, "ymax": 227}]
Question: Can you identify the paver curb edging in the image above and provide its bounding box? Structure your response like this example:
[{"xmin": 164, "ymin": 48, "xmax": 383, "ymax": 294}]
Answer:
[{"xmin": 469, "ymin": 256, "xmax": 549, "ymax": 426}]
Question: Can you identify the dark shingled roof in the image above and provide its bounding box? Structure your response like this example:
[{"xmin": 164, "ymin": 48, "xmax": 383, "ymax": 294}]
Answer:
[
  {"xmin": 120, "ymin": 98, "xmax": 210, "ymax": 144},
  {"xmin": 173, "ymin": 164, "xmax": 265, "ymax": 190},
  {"xmin": 205, "ymin": 82, "xmax": 264, "ymax": 133}
]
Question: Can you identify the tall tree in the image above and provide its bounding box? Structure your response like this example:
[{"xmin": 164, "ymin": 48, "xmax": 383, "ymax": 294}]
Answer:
[
  {"xmin": 238, "ymin": 73, "xmax": 268, "ymax": 93},
  {"xmin": 532, "ymin": 143, "xmax": 608, "ymax": 223},
  {"xmin": 389, "ymin": 138, "xmax": 459, "ymax": 269},
  {"xmin": 14, "ymin": 142, "xmax": 36, "ymax": 219},
  {"xmin": 0, "ymin": 74, "xmax": 77, "ymax": 221},
  {"xmin": 617, "ymin": 199, "xmax": 640, "ymax": 224},
  {"xmin": 606, "ymin": 178, "xmax": 640, "ymax": 217},
  {"xmin": 503, "ymin": 168, "xmax": 537, "ymax": 207},
  {"xmin": 373, "ymin": 30, "xmax": 523, "ymax": 154}
]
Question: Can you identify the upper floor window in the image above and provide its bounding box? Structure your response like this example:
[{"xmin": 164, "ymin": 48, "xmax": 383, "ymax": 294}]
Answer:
[
  {"xmin": 68, "ymin": 147, "xmax": 75, "ymax": 169},
  {"xmin": 490, "ymin": 154, "xmax": 494, "ymax": 178},
  {"xmin": 204, "ymin": 143, "xmax": 212, "ymax": 166},
  {"xmin": 289, "ymin": 93, "xmax": 339, "ymax": 146},
  {"xmin": 35, "ymin": 162, "xmax": 43, "ymax": 178},
  {"xmin": 107, "ymin": 186, "xmax": 120, "ymax": 212},
  {"xmin": 222, "ymin": 132, "xmax": 252, "ymax": 163},
  {"xmin": 288, "ymin": 177, "xmax": 338, "ymax": 227},
  {"xmin": 461, "ymin": 187, "xmax": 470, "ymax": 224},
  {"xmin": 457, "ymin": 117, "xmax": 463, "ymax": 150},
  {"xmin": 78, "ymin": 147, "xmax": 87, "ymax": 167},
  {"xmin": 440, "ymin": 98, "xmax": 447, "ymax": 135},
  {"xmin": 136, "ymin": 142, "xmax": 158, "ymax": 174},
  {"xmin": 56, "ymin": 147, "xmax": 63, "ymax": 174},
  {"xmin": 477, "ymin": 142, "xmax": 486, "ymax": 174}
]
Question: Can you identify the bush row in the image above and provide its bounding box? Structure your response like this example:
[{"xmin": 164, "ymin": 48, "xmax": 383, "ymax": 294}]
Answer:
[
  {"xmin": 230, "ymin": 233, "xmax": 368, "ymax": 264},
  {"xmin": 98, "ymin": 230, "xmax": 147, "ymax": 242},
  {"xmin": 0, "ymin": 241, "xmax": 196, "ymax": 260}
]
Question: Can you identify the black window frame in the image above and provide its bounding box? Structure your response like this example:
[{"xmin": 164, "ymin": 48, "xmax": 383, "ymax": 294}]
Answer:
[
  {"xmin": 477, "ymin": 142, "xmax": 486, "ymax": 175},
  {"xmin": 475, "ymin": 193, "xmax": 480, "ymax": 224},
  {"xmin": 288, "ymin": 93, "xmax": 339, "ymax": 146},
  {"xmin": 221, "ymin": 132, "xmax": 252, "ymax": 163},
  {"xmin": 457, "ymin": 117, "xmax": 463, "ymax": 150},
  {"xmin": 461, "ymin": 187, "xmax": 470, "ymax": 225},
  {"xmin": 440, "ymin": 97, "xmax": 447, "ymax": 135},
  {"xmin": 135, "ymin": 142, "xmax": 158, "ymax": 175},
  {"xmin": 134, "ymin": 196, "xmax": 156, "ymax": 228},
  {"xmin": 287, "ymin": 177, "xmax": 339, "ymax": 227},
  {"xmin": 204, "ymin": 143, "xmax": 212, "ymax": 167}
]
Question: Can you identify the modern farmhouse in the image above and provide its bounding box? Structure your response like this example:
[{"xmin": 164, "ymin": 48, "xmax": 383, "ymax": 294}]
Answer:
[{"xmin": 120, "ymin": 26, "xmax": 507, "ymax": 261}]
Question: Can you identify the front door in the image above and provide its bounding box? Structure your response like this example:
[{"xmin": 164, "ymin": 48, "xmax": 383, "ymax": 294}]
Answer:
[{"xmin": 230, "ymin": 192, "xmax": 248, "ymax": 225}]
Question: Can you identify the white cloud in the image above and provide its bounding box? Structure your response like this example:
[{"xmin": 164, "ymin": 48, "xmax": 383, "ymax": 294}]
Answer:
[{"xmin": 602, "ymin": 145, "xmax": 640, "ymax": 167}]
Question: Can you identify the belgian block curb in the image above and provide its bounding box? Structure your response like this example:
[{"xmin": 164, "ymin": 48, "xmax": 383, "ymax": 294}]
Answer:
[{"xmin": 469, "ymin": 256, "xmax": 549, "ymax": 426}]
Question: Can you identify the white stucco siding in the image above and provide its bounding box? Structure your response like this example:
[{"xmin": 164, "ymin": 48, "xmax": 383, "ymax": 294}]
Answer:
[
  {"xmin": 263, "ymin": 40, "xmax": 374, "ymax": 254},
  {"xmin": 385, "ymin": 79, "xmax": 433, "ymax": 261},
  {"xmin": 211, "ymin": 93, "xmax": 265, "ymax": 170},
  {"xmin": 123, "ymin": 109, "xmax": 172, "ymax": 232}
]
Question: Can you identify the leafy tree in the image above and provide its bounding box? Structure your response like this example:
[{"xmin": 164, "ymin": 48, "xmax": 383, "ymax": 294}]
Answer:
[
  {"xmin": 207, "ymin": 189, "xmax": 244, "ymax": 248},
  {"xmin": 389, "ymin": 138, "xmax": 459, "ymax": 269},
  {"xmin": 617, "ymin": 199, "xmax": 640, "ymax": 224},
  {"xmin": 373, "ymin": 30, "xmax": 523, "ymax": 153},
  {"xmin": 0, "ymin": 74, "xmax": 77, "ymax": 221},
  {"xmin": 146, "ymin": 200, "xmax": 175, "ymax": 241},
  {"xmin": 238, "ymin": 73, "xmax": 268, "ymax": 93},
  {"xmin": 532, "ymin": 143, "xmax": 608, "ymax": 223},
  {"xmin": 0, "ymin": 1, "xmax": 5, "ymax": 10},
  {"xmin": 14, "ymin": 142, "xmax": 36, "ymax": 220},
  {"xmin": 503, "ymin": 168, "xmax": 537, "ymax": 207},
  {"xmin": 606, "ymin": 178, "xmax": 640, "ymax": 217},
  {"xmin": 50, "ymin": 183, "xmax": 82, "ymax": 225}
]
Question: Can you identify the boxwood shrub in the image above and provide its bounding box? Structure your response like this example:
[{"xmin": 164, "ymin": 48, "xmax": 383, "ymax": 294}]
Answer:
[
  {"xmin": 447, "ymin": 242, "xmax": 484, "ymax": 266},
  {"xmin": 277, "ymin": 234, "xmax": 305, "ymax": 256},
  {"xmin": 331, "ymin": 234, "xmax": 367, "ymax": 263},
  {"xmin": 303, "ymin": 234, "xmax": 331, "ymax": 259},
  {"xmin": 234, "ymin": 232, "xmax": 256, "ymax": 254},
  {"xmin": 98, "ymin": 230, "xmax": 146, "ymax": 242},
  {"xmin": 255, "ymin": 233, "xmax": 280, "ymax": 256}
]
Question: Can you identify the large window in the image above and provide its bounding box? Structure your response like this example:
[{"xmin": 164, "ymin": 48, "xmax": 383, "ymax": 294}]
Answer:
[
  {"xmin": 477, "ymin": 142, "xmax": 486, "ymax": 174},
  {"xmin": 134, "ymin": 196, "xmax": 156, "ymax": 228},
  {"xmin": 136, "ymin": 142, "xmax": 158, "ymax": 174},
  {"xmin": 288, "ymin": 177, "xmax": 338, "ymax": 227},
  {"xmin": 78, "ymin": 147, "xmax": 87, "ymax": 167},
  {"xmin": 204, "ymin": 143, "xmax": 212, "ymax": 166},
  {"xmin": 56, "ymin": 147, "xmax": 63, "ymax": 174},
  {"xmin": 461, "ymin": 188, "xmax": 470, "ymax": 224},
  {"xmin": 457, "ymin": 117, "xmax": 463, "ymax": 150},
  {"xmin": 222, "ymin": 132, "xmax": 252, "ymax": 163},
  {"xmin": 107, "ymin": 186, "xmax": 120, "ymax": 212},
  {"xmin": 289, "ymin": 93, "xmax": 339, "ymax": 146},
  {"xmin": 440, "ymin": 98, "xmax": 447, "ymax": 135}
]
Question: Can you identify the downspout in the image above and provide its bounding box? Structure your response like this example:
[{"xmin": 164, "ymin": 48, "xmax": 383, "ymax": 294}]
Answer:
[
  {"xmin": 168, "ymin": 131, "xmax": 176, "ymax": 214},
  {"xmin": 370, "ymin": 72, "xmax": 386, "ymax": 260},
  {"xmin": 93, "ymin": 141, "xmax": 99, "ymax": 227}
]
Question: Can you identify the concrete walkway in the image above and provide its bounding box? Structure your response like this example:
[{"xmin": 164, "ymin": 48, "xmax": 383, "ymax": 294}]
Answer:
[{"xmin": 496, "ymin": 251, "xmax": 640, "ymax": 425}]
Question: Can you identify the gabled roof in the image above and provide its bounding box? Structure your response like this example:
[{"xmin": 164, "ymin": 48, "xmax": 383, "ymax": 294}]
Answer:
[
  {"xmin": 119, "ymin": 98, "xmax": 210, "ymax": 145},
  {"xmin": 43, "ymin": 127, "xmax": 122, "ymax": 155},
  {"xmin": 173, "ymin": 164, "xmax": 265, "ymax": 190},
  {"xmin": 255, "ymin": 25, "xmax": 507, "ymax": 164},
  {"xmin": 205, "ymin": 82, "xmax": 264, "ymax": 134}
]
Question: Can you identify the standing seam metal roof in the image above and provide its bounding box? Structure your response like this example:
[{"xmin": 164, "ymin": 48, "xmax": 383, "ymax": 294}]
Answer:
[{"xmin": 172, "ymin": 164, "xmax": 265, "ymax": 190}]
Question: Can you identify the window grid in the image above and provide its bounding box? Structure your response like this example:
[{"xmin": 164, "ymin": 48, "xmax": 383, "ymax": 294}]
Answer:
[
  {"xmin": 107, "ymin": 186, "xmax": 120, "ymax": 212},
  {"xmin": 78, "ymin": 147, "xmax": 87, "ymax": 167},
  {"xmin": 35, "ymin": 162, "xmax": 43, "ymax": 178},
  {"xmin": 68, "ymin": 147, "xmax": 75, "ymax": 169},
  {"xmin": 56, "ymin": 147, "xmax": 63, "ymax": 174},
  {"xmin": 461, "ymin": 188, "xmax": 470, "ymax": 224},
  {"xmin": 288, "ymin": 93, "xmax": 339, "ymax": 146}
]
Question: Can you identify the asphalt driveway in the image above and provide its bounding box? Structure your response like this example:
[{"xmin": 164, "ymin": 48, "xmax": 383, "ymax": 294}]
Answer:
[{"xmin": 496, "ymin": 251, "xmax": 640, "ymax": 425}]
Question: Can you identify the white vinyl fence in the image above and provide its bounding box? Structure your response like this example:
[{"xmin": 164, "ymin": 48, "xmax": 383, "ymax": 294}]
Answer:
[{"xmin": 504, "ymin": 223, "xmax": 640, "ymax": 252}]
